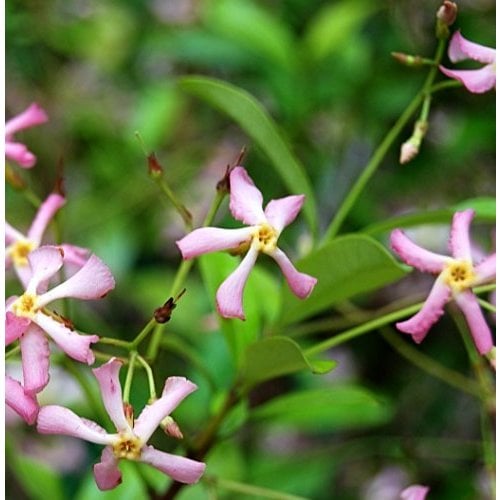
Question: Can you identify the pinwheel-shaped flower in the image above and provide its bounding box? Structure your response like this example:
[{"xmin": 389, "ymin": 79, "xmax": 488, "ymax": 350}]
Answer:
[
  {"xmin": 439, "ymin": 31, "xmax": 495, "ymax": 93},
  {"xmin": 401, "ymin": 485, "xmax": 430, "ymax": 500},
  {"xmin": 6, "ymin": 246, "xmax": 115, "ymax": 399},
  {"xmin": 37, "ymin": 358, "xmax": 206, "ymax": 490},
  {"xmin": 176, "ymin": 167, "xmax": 317, "ymax": 319},
  {"xmin": 5, "ymin": 103, "xmax": 48, "ymax": 168},
  {"xmin": 391, "ymin": 209, "xmax": 495, "ymax": 355},
  {"xmin": 6, "ymin": 193, "xmax": 89, "ymax": 287}
]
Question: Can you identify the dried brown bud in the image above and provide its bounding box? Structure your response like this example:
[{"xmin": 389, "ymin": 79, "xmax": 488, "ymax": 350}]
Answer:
[
  {"xmin": 147, "ymin": 153, "xmax": 163, "ymax": 179},
  {"xmin": 216, "ymin": 165, "xmax": 232, "ymax": 194},
  {"xmin": 153, "ymin": 289, "xmax": 186, "ymax": 324}
]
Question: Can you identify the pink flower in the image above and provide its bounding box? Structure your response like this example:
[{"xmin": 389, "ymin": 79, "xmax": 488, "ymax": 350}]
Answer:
[
  {"xmin": 37, "ymin": 358, "xmax": 206, "ymax": 490},
  {"xmin": 6, "ymin": 193, "xmax": 90, "ymax": 288},
  {"xmin": 401, "ymin": 484, "xmax": 430, "ymax": 500},
  {"xmin": 6, "ymin": 246, "xmax": 115, "ymax": 396},
  {"xmin": 439, "ymin": 31, "xmax": 495, "ymax": 93},
  {"xmin": 176, "ymin": 167, "xmax": 317, "ymax": 319},
  {"xmin": 5, "ymin": 103, "xmax": 48, "ymax": 168},
  {"xmin": 390, "ymin": 209, "xmax": 495, "ymax": 355}
]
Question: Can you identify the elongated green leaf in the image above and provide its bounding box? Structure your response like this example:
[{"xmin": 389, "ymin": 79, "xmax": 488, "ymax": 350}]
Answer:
[
  {"xmin": 241, "ymin": 336, "xmax": 336, "ymax": 389},
  {"xmin": 202, "ymin": 0, "xmax": 296, "ymax": 70},
  {"xmin": 9, "ymin": 452, "xmax": 64, "ymax": 500},
  {"xmin": 303, "ymin": 0, "xmax": 379, "ymax": 60},
  {"xmin": 198, "ymin": 252, "xmax": 280, "ymax": 366},
  {"xmin": 178, "ymin": 76, "xmax": 317, "ymax": 234},
  {"xmin": 278, "ymin": 234, "xmax": 409, "ymax": 325},
  {"xmin": 363, "ymin": 197, "xmax": 496, "ymax": 235},
  {"xmin": 251, "ymin": 385, "xmax": 392, "ymax": 431}
]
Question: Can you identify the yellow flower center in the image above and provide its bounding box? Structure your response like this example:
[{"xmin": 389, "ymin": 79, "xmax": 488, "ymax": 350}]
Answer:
[
  {"xmin": 442, "ymin": 260, "xmax": 476, "ymax": 293},
  {"xmin": 9, "ymin": 240, "xmax": 36, "ymax": 267},
  {"xmin": 11, "ymin": 293, "xmax": 39, "ymax": 318},
  {"xmin": 112, "ymin": 433, "xmax": 142, "ymax": 460},
  {"xmin": 252, "ymin": 223, "xmax": 278, "ymax": 254}
]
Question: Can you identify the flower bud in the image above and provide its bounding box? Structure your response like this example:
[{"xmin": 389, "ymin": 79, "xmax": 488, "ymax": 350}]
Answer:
[
  {"xmin": 400, "ymin": 141, "xmax": 419, "ymax": 164},
  {"xmin": 391, "ymin": 52, "xmax": 423, "ymax": 68},
  {"xmin": 399, "ymin": 120, "xmax": 428, "ymax": 164},
  {"xmin": 160, "ymin": 416, "xmax": 184, "ymax": 439},
  {"xmin": 436, "ymin": 1, "xmax": 457, "ymax": 39}
]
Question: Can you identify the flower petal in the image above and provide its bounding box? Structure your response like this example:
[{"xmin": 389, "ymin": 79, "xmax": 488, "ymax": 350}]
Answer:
[
  {"xmin": 390, "ymin": 229, "xmax": 448, "ymax": 273},
  {"xmin": 59, "ymin": 244, "xmax": 90, "ymax": 268},
  {"xmin": 269, "ymin": 247, "xmax": 317, "ymax": 298},
  {"xmin": 176, "ymin": 227, "xmax": 253, "ymax": 260},
  {"xmin": 134, "ymin": 377, "xmax": 198, "ymax": 443},
  {"xmin": 448, "ymin": 209, "xmax": 474, "ymax": 260},
  {"xmin": 93, "ymin": 446, "xmax": 122, "ymax": 491},
  {"xmin": 5, "ymin": 375, "xmax": 39, "ymax": 425},
  {"xmin": 5, "ymin": 142, "xmax": 37, "ymax": 168},
  {"xmin": 37, "ymin": 405, "xmax": 115, "ymax": 445},
  {"xmin": 264, "ymin": 195, "xmax": 305, "ymax": 233},
  {"xmin": 396, "ymin": 279, "xmax": 450, "ymax": 343},
  {"xmin": 474, "ymin": 253, "xmax": 496, "ymax": 283},
  {"xmin": 5, "ymin": 103, "xmax": 48, "ymax": 136},
  {"xmin": 439, "ymin": 65, "xmax": 496, "ymax": 94},
  {"xmin": 229, "ymin": 167, "xmax": 266, "ymax": 225},
  {"xmin": 6, "ymin": 311, "xmax": 31, "ymax": 345},
  {"xmin": 38, "ymin": 254, "xmax": 115, "ymax": 305},
  {"xmin": 5, "ymin": 222, "xmax": 25, "ymax": 245},
  {"xmin": 33, "ymin": 312, "xmax": 98, "ymax": 364},
  {"xmin": 20, "ymin": 325, "xmax": 50, "ymax": 395},
  {"xmin": 400, "ymin": 484, "xmax": 430, "ymax": 500},
  {"xmin": 92, "ymin": 358, "xmax": 130, "ymax": 433},
  {"xmin": 216, "ymin": 246, "xmax": 259, "ymax": 320},
  {"xmin": 25, "ymin": 246, "xmax": 64, "ymax": 294},
  {"xmin": 448, "ymin": 31, "xmax": 496, "ymax": 64},
  {"xmin": 27, "ymin": 194, "xmax": 66, "ymax": 245},
  {"xmin": 455, "ymin": 290, "xmax": 493, "ymax": 355},
  {"xmin": 140, "ymin": 445, "xmax": 206, "ymax": 484}
]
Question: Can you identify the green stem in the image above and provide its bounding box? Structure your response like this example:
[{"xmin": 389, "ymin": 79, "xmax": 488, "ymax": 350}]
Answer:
[
  {"xmin": 137, "ymin": 355, "xmax": 156, "ymax": 400},
  {"xmin": 381, "ymin": 328, "xmax": 482, "ymax": 398},
  {"xmin": 304, "ymin": 302, "xmax": 423, "ymax": 356},
  {"xmin": 123, "ymin": 351, "xmax": 138, "ymax": 404},
  {"xmin": 477, "ymin": 297, "xmax": 496, "ymax": 314},
  {"xmin": 430, "ymin": 79, "xmax": 463, "ymax": 93},
  {"xmin": 97, "ymin": 336, "xmax": 132, "ymax": 349},
  {"xmin": 130, "ymin": 317, "xmax": 157, "ymax": 351},
  {"xmin": 147, "ymin": 189, "xmax": 226, "ymax": 361},
  {"xmin": 204, "ymin": 476, "xmax": 309, "ymax": 500},
  {"xmin": 155, "ymin": 178, "xmax": 193, "ymax": 231},
  {"xmin": 323, "ymin": 39, "xmax": 447, "ymax": 241},
  {"xmin": 5, "ymin": 344, "xmax": 21, "ymax": 359}
]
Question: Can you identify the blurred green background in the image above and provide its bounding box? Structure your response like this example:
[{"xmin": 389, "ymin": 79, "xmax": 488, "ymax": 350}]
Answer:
[{"xmin": 6, "ymin": 1, "xmax": 495, "ymax": 499}]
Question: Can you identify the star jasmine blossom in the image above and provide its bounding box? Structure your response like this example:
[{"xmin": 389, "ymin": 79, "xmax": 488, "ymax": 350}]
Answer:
[
  {"xmin": 400, "ymin": 485, "xmax": 430, "ymax": 500},
  {"xmin": 176, "ymin": 166, "xmax": 317, "ymax": 319},
  {"xmin": 5, "ymin": 103, "xmax": 48, "ymax": 168},
  {"xmin": 390, "ymin": 209, "xmax": 496, "ymax": 355},
  {"xmin": 439, "ymin": 31, "xmax": 496, "ymax": 93},
  {"xmin": 37, "ymin": 358, "xmax": 206, "ymax": 490},
  {"xmin": 6, "ymin": 193, "xmax": 89, "ymax": 287},
  {"xmin": 6, "ymin": 246, "xmax": 115, "ymax": 401}
]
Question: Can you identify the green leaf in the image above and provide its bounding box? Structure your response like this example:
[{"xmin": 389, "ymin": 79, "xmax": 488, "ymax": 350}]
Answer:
[
  {"xmin": 251, "ymin": 385, "xmax": 392, "ymax": 431},
  {"xmin": 198, "ymin": 252, "xmax": 280, "ymax": 366},
  {"xmin": 278, "ymin": 234, "xmax": 409, "ymax": 325},
  {"xmin": 303, "ymin": 0, "xmax": 379, "ymax": 60},
  {"xmin": 178, "ymin": 76, "xmax": 317, "ymax": 234},
  {"xmin": 241, "ymin": 336, "xmax": 336, "ymax": 389},
  {"xmin": 9, "ymin": 451, "xmax": 64, "ymax": 500},
  {"xmin": 454, "ymin": 197, "xmax": 496, "ymax": 219},
  {"xmin": 363, "ymin": 197, "xmax": 496, "ymax": 235},
  {"xmin": 202, "ymin": 0, "xmax": 296, "ymax": 70}
]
